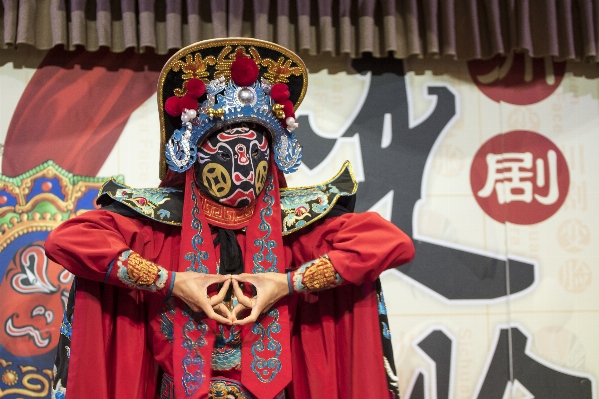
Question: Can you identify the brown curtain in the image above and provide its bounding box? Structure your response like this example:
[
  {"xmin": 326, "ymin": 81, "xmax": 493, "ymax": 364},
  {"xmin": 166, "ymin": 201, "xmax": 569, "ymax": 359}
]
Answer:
[{"xmin": 2, "ymin": 0, "xmax": 599, "ymax": 61}]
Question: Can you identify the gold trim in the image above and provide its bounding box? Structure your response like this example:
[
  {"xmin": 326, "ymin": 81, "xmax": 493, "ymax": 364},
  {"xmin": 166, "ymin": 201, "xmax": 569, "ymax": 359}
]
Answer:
[
  {"xmin": 98, "ymin": 179, "xmax": 183, "ymax": 226},
  {"xmin": 280, "ymin": 160, "xmax": 357, "ymax": 194},
  {"xmin": 200, "ymin": 191, "xmax": 255, "ymax": 229},
  {"xmin": 280, "ymin": 161, "xmax": 358, "ymax": 236},
  {"xmin": 158, "ymin": 38, "xmax": 308, "ymax": 180}
]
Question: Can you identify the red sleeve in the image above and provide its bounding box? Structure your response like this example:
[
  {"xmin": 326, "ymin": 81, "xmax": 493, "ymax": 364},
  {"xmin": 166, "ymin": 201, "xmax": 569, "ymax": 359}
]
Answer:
[
  {"xmin": 289, "ymin": 212, "xmax": 415, "ymax": 285},
  {"xmin": 44, "ymin": 210, "xmax": 175, "ymax": 296}
]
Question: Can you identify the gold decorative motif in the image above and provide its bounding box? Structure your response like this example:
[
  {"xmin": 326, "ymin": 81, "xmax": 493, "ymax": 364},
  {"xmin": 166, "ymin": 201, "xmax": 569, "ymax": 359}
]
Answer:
[
  {"xmin": 172, "ymin": 53, "xmax": 217, "ymax": 97},
  {"xmin": 126, "ymin": 253, "xmax": 160, "ymax": 286},
  {"xmin": 260, "ymin": 57, "xmax": 303, "ymax": 84},
  {"xmin": 199, "ymin": 191, "xmax": 255, "ymax": 229},
  {"xmin": 209, "ymin": 379, "xmax": 248, "ymax": 398},
  {"xmin": 0, "ymin": 372, "xmax": 50, "ymax": 397},
  {"xmin": 206, "ymin": 108, "xmax": 225, "ymax": 119},
  {"xmin": 1, "ymin": 370, "xmax": 17, "ymax": 386},
  {"xmin": 18, "ymin": 366, "xmax": 36, "ymax": 373},
  {"xmin": 255, "ymin": 161, "xmax": 269, "ymax": 194},
  {"xmin": 202, "ymin": 163, "xmax": 232, "ymax": 198},
  {"xmin": 272, "ymin": 103, "xmax": 285, "ymax": 118},
  {"xmin": 213, "ymin": 46, "xmax": 255, "ymax": 82},
  {"xmin": 302, "ymin": 257, "xmax": 337, "ymax": 291},
  {"xmin": 0, "ymin": 161, "xmax": 115, "ymax": 252}
]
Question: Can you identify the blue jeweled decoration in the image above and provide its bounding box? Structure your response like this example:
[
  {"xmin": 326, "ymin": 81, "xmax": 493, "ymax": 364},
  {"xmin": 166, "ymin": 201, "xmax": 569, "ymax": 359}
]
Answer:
[
  {"xmin": 250, "ymin": 308, "xmax": 282, "ymax": 383},
  {"xmin": 185, "ymin": 182, "xmax": 209, "ymax": 273},
  {"xmin": 252, "ymin": 175, "xmax": 278, "ymax": 274},
  {"xmin": 181, "ymin": 307, "xmax": 209, "ymax": 396},
  {"xmin": 165, "ymin": 78, "xmax": 302, "ymax": 174}
]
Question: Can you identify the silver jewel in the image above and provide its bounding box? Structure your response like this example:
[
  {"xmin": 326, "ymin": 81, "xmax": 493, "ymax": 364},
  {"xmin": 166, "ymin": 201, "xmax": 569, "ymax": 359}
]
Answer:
[{"xmin": 237, "ymin": 87, "xmax": 256, "ymax": 105}]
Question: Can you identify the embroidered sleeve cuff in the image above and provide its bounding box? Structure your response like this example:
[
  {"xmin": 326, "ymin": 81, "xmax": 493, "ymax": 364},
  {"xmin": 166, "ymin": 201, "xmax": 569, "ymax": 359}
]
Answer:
[
  {"xmin": 289, "ymin": 255, "xmax": 346, "ymax": 294},
  {"xmin": 105, "ymin": 249, "xmax": 173, "ymax": 296}
]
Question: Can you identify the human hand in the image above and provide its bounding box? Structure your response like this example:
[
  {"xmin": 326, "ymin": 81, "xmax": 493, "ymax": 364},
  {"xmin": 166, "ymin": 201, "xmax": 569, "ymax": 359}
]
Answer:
[
  {"xmin": 230, "ymin": 273, "xmax": 289, "ymax": 326},
  {"xmin": 171, "ymin": 272, "xmax": 233, "ymax": 325}
]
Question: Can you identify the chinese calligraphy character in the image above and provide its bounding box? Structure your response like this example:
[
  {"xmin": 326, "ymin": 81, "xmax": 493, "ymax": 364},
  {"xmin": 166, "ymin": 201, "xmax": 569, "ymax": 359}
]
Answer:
[{"xmin": 477, "ymin": 150, "xmax": 559, "ymax": 205}]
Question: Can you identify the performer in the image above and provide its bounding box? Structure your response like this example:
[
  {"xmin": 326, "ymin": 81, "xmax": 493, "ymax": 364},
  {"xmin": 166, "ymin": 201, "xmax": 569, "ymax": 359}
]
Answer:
[{"xmin": 45, "ymin": 38, "xmax": 414, "ymax": 399}]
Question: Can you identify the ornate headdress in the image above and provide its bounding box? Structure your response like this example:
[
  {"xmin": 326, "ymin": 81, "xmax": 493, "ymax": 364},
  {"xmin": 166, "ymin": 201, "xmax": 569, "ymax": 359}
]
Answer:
[{"xmin": 158, "ymin": 38, "xmax": 308, "ymax": 180}]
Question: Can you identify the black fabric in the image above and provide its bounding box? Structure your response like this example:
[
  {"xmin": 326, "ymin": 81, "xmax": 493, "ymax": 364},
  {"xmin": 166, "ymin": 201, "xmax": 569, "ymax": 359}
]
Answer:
[
  {"xmin": 100, "ymin": 201, "xmax": 146, "ymax": 219},
  {"xmin": 53, "ymin": 277, "xmax": 77, "ymax": 391},
  {"xmin": 211, "ymin": 226, "xmax": 244, "ymax": 300},
  {"xmin": 326, "ymin": 193, "xmax": 357, "ymax": 218},
  {"xmin": 376, "ymin": 278, "xmax": 400, "ymax": 398}
]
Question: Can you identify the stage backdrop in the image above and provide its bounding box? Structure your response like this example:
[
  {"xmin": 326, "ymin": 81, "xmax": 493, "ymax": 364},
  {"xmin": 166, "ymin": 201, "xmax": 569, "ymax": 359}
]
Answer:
[{"xmin": 0, "ymin": 46, "xmax": 597, "ymax": 398}]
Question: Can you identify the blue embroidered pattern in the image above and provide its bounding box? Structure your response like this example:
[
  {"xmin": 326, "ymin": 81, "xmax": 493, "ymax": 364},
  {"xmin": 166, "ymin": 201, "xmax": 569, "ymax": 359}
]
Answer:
[
  {"xmin": 250, "ymin": 308, "xmax": 282, "ymax": 382},
  {"xmin": 185, "ymin": 182, "xmax": 209, "ymax": 273},
  {"xmin": 212, "ymin": 326, "xmax": 241, "ymax": 370},
  {"xmin": 378, "ymin": 292, "xmax": 388, "ymax": 315},
  {"xmin": 382, "ymin": 322, "xmax": 391, "ymax": 339},
  {"xmin": 181, "ymin": 307, "xmax": 209, "ymax": 396},
  {"xmin": 159, "ymin": 298, "xmax": 176, "ymax": 343},
  {"xmin": 59, "ymin": 311, "xmax": 72, "ymax": 340},
  {"xmin": 51, "ymin": 378, "xmax": 66, "ymax": 399},
  {"xmin": 113, "ymin": 187, "xmax": 178, "ymax": 219},
  {"xmin": 252, "ymin": 175, "xmax": 278, "ymax": 274}
]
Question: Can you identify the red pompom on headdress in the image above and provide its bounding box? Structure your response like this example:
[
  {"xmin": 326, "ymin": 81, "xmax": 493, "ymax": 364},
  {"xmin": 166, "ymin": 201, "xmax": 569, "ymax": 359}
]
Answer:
[
  {"xmin": 280, "ymin": 99, "xmax": 295, "ymax": 119},
  {"xmin": 186, "ymin": 78, "xmax": 206, "ymax": 98},
  {"xmin": 270, "ymin": 83, "xmax": 290, "ymax": 103},
  {"xmin": 179, "ymin": 95, "xmax": 197, "ymax": 112},
  {"xmin": 230, "ymin": 51, "xmax": 259, "ymax": 87},
  {"xmin": 165, "ymin": 96, "xmax": 182, "ymax": 117}
]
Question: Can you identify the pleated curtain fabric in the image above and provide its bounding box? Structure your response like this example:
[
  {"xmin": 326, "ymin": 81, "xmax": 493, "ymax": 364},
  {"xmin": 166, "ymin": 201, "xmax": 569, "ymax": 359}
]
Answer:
[{"xmin": 2, "ymin": 0, "xmax": 599, "ymax": 61}]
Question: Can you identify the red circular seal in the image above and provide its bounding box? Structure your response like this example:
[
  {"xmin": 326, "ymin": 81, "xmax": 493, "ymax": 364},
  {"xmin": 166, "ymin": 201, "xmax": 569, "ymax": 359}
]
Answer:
[
  {"xmin": 470, "ymin": 131, "xmax": 569, "ymax": 225},
  {"xmin": 468, "ymin": 53, "xmax": 566, "ymax": 105}
]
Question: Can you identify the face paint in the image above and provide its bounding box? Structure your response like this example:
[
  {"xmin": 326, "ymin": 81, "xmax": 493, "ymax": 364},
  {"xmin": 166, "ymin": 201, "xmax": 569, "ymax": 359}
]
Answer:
[{"xmin": 195, "ymin": 123, "xmax": 270, "ymax": 207}]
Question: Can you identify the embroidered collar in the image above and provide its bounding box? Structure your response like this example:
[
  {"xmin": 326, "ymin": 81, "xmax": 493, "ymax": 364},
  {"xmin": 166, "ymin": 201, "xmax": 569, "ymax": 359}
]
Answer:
[
  {"xmin": 197, "ymin": 189, "xmax": 256, "ymax": 230},
  {"xmin": 97, "ymin": 161, "xmax": 357, "ymax": 235}
]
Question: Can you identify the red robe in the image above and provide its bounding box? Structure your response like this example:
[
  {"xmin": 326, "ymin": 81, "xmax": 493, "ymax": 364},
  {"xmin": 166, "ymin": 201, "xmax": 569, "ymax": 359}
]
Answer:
[{"xmin": 45, "ymin": 209, "xmax": 414, "ymax": 398}]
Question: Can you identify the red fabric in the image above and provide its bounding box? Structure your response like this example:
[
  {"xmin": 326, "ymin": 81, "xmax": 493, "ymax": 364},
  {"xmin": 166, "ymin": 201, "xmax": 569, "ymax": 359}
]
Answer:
[
  {"xmin": 171, "ymin": 164, "xmax": 291, "ymax": 399},
  {"xmin": 3, "ymin": 46, "xmax": 169, "ymax": 177},
  {"xmin": 286, "ymin": 212, "xmax": 414, "ymax": 398},
  {"xmin": 45, "ymin": 205, "xmax": 414, "ymax": 399}
]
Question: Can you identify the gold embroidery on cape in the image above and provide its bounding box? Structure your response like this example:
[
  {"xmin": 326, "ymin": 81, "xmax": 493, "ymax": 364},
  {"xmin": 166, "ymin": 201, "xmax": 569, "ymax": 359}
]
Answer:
[
  {"xmin": 302, "ymin": 257, "xmax": 336, "ymax": 291},
  {"xmin": 126, "ymin": 252, "xmax": 160, "ymax": 286},
  {"xmin": 172, "ymin": 53, "xmax": 217, "ymax": 96}
]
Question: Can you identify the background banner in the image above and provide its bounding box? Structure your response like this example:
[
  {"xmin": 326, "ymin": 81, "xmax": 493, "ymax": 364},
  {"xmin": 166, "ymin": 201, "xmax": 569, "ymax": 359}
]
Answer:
[{"xmin": 0, "ymin": 47, "xmax": 596, "ymax": 398}]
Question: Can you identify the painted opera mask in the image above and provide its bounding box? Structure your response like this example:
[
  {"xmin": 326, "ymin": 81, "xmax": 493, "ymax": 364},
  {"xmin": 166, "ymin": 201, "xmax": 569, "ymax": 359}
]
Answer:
[{"xmin": 195, "ymin": 123, "xmax": 270, "ymax": 208}]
